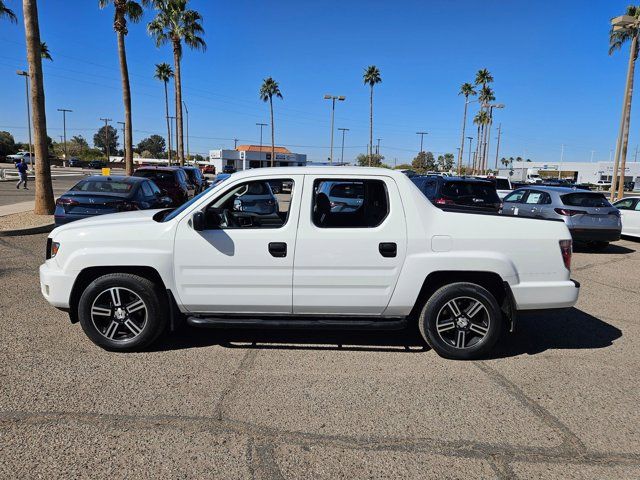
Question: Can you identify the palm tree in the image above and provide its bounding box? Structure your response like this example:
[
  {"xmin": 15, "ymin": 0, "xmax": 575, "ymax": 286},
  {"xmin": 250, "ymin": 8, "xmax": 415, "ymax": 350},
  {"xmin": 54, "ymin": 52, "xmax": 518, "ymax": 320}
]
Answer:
[
  {"xmin": 609, "ymin": 5, "xmax": 640, "ymax": 200},
  {"xmin": 259, "ymin": 77, "xmax": 283, "ymax": 167},
  {"xmin": 22, "ymin": 0, "xmax": 54, "ymax": 214},
  {"xmin": 99, "ymin": 0, "xmax": 149, "ymax": 175},
  {"xmin": 473, "ymin": 111, "xmax": 490, "ymax": 174},
  {"xmin": 148, "ymin": 0, "xmax": 206, "ymax": 165},
  {"xmin": 457, "ymin": 82, "xmax": 476, "ymax": 174},
  {"xmin": 475, "ymin": 68, "xmax": 494, "ymax": 86},
  {"xmin": 40, "ymin": 41, "xmax": 51, "ymax": 60},
  {"xmin": 478, "ymin": 85, "xmax": 496, "ymax": 171},
  {"xmin": 154, "ymin": 62, "xmax": 173, "ymax": 163},
  {"xmin": 363, "ymin": 65, "xmax": 382, "ymax": 166},
  {"xmin": 0, "ymin": 1, "xmax": 17, "ymax": 22},
  {"xmin": 474, "ymin": 70, "xmax": 494, "ymax": 172}
]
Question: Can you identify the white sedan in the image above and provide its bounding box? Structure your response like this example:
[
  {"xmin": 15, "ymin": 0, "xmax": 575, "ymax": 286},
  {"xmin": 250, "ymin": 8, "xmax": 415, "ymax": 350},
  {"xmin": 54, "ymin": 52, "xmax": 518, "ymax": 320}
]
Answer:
[{"xmin": 614, "ymin": 197, "xmax": 640, "ymax": 238}]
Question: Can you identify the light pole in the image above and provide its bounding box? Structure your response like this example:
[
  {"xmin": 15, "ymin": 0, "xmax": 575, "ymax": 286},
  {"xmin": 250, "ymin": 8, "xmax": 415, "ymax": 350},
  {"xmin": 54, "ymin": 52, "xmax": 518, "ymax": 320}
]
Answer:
[
  {"xmin": 16, "ymin": 70, "xmax": 33, "ymax": 171},
  {"xmin": 183, "ymin": 101, "xmax": 189, "ymax": 162},
  {"xmin": 494, "ymin": 123, "xmax": 502, "ymax": 170},
  {"xmin": 117, "ymin": 121, "xmax": 126, "ymax": 160},
  {"xmin": 338, "ymin": 128, "xmax": 349, "ymax": 164},
  {"xmin": 256, "ymin": 122, "xmax": 268, "ymax": 164},
  {"xmin": 610, "ymin": 14, "xmax": 640, "ymax": 200},
  {"xmin": 57, "ymin": 108, "xmax": 72, "ymax": 164},
  {"xmin": 485, "ymin": 103, "xmax": 504, "ymax": 173},
  {"xmin": 466, "ymin": 136, "xmax": 473, "ymax": 172},
  {"xmin": 99, "ymin": 117, "xmax": 112, "ymax": 161},
  {"xmin": 323, "ymin": 94, "xmax": 345, "ymax": 164},
  {"xmin": 458, "ymin": 98, "xmax": 478, "ymax": 175},
  {"xmin": 416, "ymin": 131, "xmax": 428, "ymax": 154},
  {"xmin": 376, "ymin": 138, "xmax": 381, "ymax": 156}
]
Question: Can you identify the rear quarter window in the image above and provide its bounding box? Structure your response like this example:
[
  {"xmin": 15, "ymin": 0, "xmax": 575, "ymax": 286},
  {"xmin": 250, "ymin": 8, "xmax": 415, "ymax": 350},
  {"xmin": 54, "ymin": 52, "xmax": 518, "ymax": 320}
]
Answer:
[{"xmin": 441, "ymin": 182, "xmax": 500, "ymax": 202}]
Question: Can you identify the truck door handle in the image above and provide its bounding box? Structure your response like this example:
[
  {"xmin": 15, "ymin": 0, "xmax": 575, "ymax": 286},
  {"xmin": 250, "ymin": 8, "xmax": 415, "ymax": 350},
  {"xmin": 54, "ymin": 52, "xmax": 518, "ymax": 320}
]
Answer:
[
  {"xmin": 379, "ymin": 242, "xmax": 397, "ymax": 258},
  {"xmin": 268, "ymin": 242, "xmax": 287, "ymax": 257}
]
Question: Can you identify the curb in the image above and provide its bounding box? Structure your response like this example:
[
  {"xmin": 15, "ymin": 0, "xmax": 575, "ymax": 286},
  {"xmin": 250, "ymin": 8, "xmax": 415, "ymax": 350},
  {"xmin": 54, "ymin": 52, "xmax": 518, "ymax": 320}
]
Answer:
[{"xmin": 0, "ymin": 223, "xmax": 55, "ymax": 237}]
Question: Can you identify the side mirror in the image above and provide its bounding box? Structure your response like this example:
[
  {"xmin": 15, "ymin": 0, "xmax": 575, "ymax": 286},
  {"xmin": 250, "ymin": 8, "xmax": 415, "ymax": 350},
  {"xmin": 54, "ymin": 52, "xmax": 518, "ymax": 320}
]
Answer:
[{"xmin": 192, "ymin": 211, "xmax": 205, "ymax": 231}]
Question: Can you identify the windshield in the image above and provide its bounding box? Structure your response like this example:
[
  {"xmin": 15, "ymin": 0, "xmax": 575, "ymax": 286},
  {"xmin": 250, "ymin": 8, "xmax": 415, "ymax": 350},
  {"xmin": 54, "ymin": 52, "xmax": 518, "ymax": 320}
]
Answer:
[
  {"xmin": 157, "ymin": 188, "xmax": 210, "ymax": 222},
  {"xmin": 561, "ymin": 192, "xmax": 611, "ymax": 208},
  {"xmin": 70, "ymin": 180, "xmax": 133, "ymax": 193}
]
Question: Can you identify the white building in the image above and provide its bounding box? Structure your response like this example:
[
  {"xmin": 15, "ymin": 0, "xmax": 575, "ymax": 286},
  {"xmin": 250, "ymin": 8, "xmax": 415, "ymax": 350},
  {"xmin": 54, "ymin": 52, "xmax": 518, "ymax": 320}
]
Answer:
[
  {"xmin": 512, "ymin": 161, "xmax": 640, "ymax": 185},
  {"xmin": 208, "ymin": 145, "xmax": 306, "ymax": 172}
]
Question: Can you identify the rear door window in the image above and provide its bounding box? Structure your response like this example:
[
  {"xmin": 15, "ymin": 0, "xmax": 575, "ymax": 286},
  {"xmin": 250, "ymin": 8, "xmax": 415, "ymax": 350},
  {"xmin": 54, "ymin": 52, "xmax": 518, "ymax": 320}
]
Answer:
[
  {"xmin": 561, "ymin": 193, "xmax": 611, "ymax": 208},
  {"xmin": 524, "ymin": 191, "xmax": 543, "ymax": 204},
  {"xmin": 313, "ymin": 179, "xmax": 388, "ymax": 228}
]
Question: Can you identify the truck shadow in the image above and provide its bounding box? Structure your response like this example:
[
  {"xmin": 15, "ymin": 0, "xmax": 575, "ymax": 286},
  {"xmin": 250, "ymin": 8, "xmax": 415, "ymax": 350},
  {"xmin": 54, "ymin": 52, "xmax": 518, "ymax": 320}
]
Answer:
[
  {"xmin": 573, "ymin": 243, "xmax": 635, "ymax": 254},
  {"xmin": 151, "ymin": 308, "xmax": 621, "ymax": 358}
]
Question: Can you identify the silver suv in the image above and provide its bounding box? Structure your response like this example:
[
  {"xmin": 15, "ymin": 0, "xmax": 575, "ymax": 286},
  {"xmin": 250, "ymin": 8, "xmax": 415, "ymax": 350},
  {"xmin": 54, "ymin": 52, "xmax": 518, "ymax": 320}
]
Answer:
[{"xmin": 501, "ymin": 186, "xmax": 621, "ymax": 250}]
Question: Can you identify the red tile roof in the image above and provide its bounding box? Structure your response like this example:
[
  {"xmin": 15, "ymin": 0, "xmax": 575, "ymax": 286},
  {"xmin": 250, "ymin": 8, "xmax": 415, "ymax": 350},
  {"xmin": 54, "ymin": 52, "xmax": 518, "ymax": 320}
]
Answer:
[{"xmin": 236, "ymin": 145, "xmax": 292, "ymax": 154}]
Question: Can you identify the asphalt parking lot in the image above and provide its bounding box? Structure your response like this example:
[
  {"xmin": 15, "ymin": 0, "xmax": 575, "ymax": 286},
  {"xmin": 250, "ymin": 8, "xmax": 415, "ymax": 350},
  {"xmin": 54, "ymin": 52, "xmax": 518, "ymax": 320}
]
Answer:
[{"xmin": 1, "ymin": 233, "xmax": 639, "ymax": 479}]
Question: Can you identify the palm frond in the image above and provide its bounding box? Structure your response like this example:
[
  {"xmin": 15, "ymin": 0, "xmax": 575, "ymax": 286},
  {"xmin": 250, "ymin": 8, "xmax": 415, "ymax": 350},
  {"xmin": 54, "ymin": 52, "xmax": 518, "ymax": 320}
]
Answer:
[
  {"xmin": 0, "ymin": 0, "xmax": 17, "ymax": 23},
  {"xmin": 363, "ymin": 65, "xmax": 382, "ymax": 86}
]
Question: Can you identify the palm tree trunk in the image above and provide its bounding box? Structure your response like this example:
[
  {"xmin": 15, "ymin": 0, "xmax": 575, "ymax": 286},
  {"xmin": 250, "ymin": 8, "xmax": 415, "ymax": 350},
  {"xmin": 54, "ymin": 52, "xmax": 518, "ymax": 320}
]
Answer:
[
  {"xmin": 270, "ymin": 96, "xmax": 275, "ymax": 167},
  {"xmin": 116, "ymin": 28, "xmax": 133, "ymax": 175},
  {"xmin": 458, "ymin": 96, "xmax": 468, "ymax": 175},
  {"xmin": 172, "ymin": 42, "xmax": 184, "ymax": 165},
  {"xmin": 23, "ymin": 0, "xmax": 53, "ymax": 214},
  {"xmin": 164, "ymin": 80, "xmax": 172, "ymax": 164},
  {"xmin": 369, "ymin": 85, "xmax": 374, "ymax": 167},
  {"xmin": 617, "ymin": 35, "xmax": 637, "ymax": 199},
  {"xmin": 473, "ymin": 125, "xmax": 481, "ymax": 174}
]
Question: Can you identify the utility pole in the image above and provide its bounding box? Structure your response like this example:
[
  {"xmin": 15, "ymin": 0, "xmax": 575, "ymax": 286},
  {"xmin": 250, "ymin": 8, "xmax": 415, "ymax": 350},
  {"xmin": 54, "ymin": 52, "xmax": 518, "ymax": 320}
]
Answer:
[
  {"xmin": 635, "ymin": 145, "xmax": 639, "ymax": 162},
  {"xmin": 100, "ymin": 117, "xmax": 112, "ymax": 161},
  {"xmin": 338, "ymin": 128, "xmax": 349, "ymax": 165},
  {"xmin": 234, "ymin": 138, "xmax": 239, "ymax": 149},
  {"xmin": 117, "ymin": 121, "xmax": 126, "ymax": 160},
  {"xmin": 323, "ymin": 95, "xmax": 346, "ymax": 164},
  {"xmin": 494, "ymin": 123, "xmax": 502, "ymax": 170},
  {"xmin": 559, "ymin": 144, "xmax": 564, "ymax": 180},
  {"xmin": 183, "ymin": 101, "xmax": 189, "ymax": 162},
  {"xmin": 467, "ymin": 136, "xmax": 473, "ymax": 172},
  {"xmin": 416, "ymin": 131, "xmax": 428, "ymax": 154},
  {"xmin": 16, "ymin": 71, "xmax": 33, "ymax": 171},
  {"xmin": 256, "ymin": 122, "xmax": 268, "ymax": 163},
  {"xmin": 57, "ymin": 108, "xmax": 72, "ymax": 163},
  {"xmin": 376, "ymin": 138, "xmax": 381, "ymax": 156}
]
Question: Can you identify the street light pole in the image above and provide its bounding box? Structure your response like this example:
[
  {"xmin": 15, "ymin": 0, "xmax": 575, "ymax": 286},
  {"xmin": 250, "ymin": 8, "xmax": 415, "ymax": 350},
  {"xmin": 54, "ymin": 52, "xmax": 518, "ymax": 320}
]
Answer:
[
  {"xmin": 324, "ymin": 95, "xmax": 345, "ymax": 164},
  {"xmin": 99, "ymin": 117, "xmax": 112, "ymax": 161},
  {"xmin": 183, "ymin": 101, "xmax": 189, "ymax": 162},
  {"xmin": 117, "ymin": 121, "xmax": 126, "ymax": 160},
  {"xmin": 376, "ymin": 138, "xmax": 381, "ymax": 156},
  {"xmin": 256, "ymin": 122, "xmax": 268, "ymax": 164},
  {"xmin": 16, "ymin": 70, "xmax": 33, "ymax": 171},
  {"xmin": 57, "ymin": 108, "xmax": 72, "ymax": 164},
  {"xmin": 494, "ymin": 123, "xmax": 502, "ymax": 170},
  {"xmin": 338, "ymin": 128, "xmax": 349, "ymax": 164},
  {"xmin": 416, "ymin": 131, "xmax": 428, "ymax": 154},
  {"xmin": 485, "ymin": 103, "xmax": 504, "ymax": 173},
  {"xmin": 467, "ymin": 136, "xmax": 473, "ymax": 172}
]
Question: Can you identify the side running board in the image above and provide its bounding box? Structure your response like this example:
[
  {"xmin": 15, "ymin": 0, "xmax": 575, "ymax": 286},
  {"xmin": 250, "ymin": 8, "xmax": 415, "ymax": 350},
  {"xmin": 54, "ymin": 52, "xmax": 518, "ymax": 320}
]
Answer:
[{"xmin": 186, "ymin": 316, "xmax": 407, "ymax": 330}]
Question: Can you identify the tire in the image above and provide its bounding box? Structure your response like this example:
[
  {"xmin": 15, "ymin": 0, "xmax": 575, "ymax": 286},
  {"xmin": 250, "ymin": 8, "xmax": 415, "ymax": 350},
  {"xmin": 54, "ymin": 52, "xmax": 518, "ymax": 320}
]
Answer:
[
  {"xmin": 77, "ymin": 273, "xmax": 168, "ymax": 352},
  {"xmin": 418, "ymin": 282, "xmax": 502, "ymax": 360}
]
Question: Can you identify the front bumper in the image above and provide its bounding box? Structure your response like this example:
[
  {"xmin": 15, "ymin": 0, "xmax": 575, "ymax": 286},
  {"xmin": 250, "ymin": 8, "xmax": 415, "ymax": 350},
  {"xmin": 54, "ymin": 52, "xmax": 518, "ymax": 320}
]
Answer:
[
  {"xmin": 569, "ymin": 228, "xmax": 621, "ymax": 243},
  {"xmin": 39, "ymin": 262, "xmax": 75, "ymax": 309},
  {"xmin": 510, "ymin": 279, "xmax": 580, "ymax": 310}
]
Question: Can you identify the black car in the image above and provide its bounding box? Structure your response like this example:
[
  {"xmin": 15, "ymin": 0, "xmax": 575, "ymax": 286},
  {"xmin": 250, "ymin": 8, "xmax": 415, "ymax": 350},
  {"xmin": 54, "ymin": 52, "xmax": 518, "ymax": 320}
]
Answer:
[
  {"xmin": 411, "ymin": 175, "xmax": 501, "ymax": 212},
  {"xmin": 54, "ymin": 175, "xmax": 173, "ymax": 226},
  {"xmin": 181, "ymin": 166, "xmax": 208, "ymax": 194},
  {"xmin": 222, "ymin": 165, "xmax": 237, "ymax": 174},
  {"xmin": 67, "ymin": 158, "xmax": 83, "ymax": 167},
  {"xmin": 87, "ymin": 160, "xmax": 107, "ymax": 169}
]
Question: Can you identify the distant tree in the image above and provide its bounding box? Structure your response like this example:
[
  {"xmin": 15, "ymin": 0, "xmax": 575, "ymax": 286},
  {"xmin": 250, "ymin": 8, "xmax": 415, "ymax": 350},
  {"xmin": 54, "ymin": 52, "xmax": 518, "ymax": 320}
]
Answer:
[
  {"xmin": 193, "ymin": 153, "xmax": 204, "ymax": 162},
  {"xmin": 500, "ymin": 157, "xmax": 509, "ymax": 167},
  {"xmin": 93, "ymin": 125, "xmax": 119, "ymax": 156},
  {"xmin": 40, "ymin": 41, "xmax": 52, "ymax": 61},
  {"xmin": 526, "ymin": 158, "xmax": 532, "ymax": 162},
  {"xmin": 259, "ymin": 76, "xmax": 283, "ymax": 167},
  {"xmin": 140, "ymin": 150, "xmax": 153, "ymax": 158},
  {"xmin": 0, "ymin": 131, "xmax": 16, "ymax": 156},
  {"xmin": 70, "ymin": 135, "xmax": 89, "ymax": 147},
  {"xmin": 363, "ymin": 65, "xmax": 382, "ymax": 165},
  {"xmin": 136, "ymin": 134, "xmax": 165, "ymax": 157},
  {"xmin": 515, "ymin": 156, "xmax": 523, "ymax": 162},
  {"xmin": 154, "ymin": 62, "xmax": 173, "ymax": 163},
  {"xmin": 356, "ymin": 152, "xmax": 385, "ymax": 167},
  {"xmin": 394, "ymin": 163, "xmax": 413, "ymax": 170},
  {"xmin": 412, "ymin": 151, "xmax": 436, "ymax": 173},
  {"xmin": 438, "ymin": 153, "xmax": 455, "ymax": 172}
]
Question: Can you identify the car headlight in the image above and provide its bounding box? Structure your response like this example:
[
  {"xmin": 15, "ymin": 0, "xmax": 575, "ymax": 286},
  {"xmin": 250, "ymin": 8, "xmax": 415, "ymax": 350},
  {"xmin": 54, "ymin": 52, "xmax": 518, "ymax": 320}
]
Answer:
[{"xmin": 46, "ymin": 238, "xmax": 60, "ymax": 259}]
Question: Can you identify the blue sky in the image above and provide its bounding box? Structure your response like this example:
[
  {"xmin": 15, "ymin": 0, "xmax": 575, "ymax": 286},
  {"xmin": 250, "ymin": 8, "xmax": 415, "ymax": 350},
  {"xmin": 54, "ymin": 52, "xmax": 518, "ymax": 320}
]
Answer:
[{"xmin": 0, "ymin": 0, "xmax": 636, "ymax": 164}]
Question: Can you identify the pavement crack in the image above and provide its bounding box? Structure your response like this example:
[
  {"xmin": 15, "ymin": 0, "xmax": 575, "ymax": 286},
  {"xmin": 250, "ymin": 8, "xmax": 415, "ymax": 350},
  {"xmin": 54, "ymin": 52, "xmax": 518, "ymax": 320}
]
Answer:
[
  {"xmin": 214, "ymin": 349, "xmax": 258, "ymax": 421},
  {"xmin": 475, "ymin": 362, "xmax": 587, "ymax": 455},
  {"xmin": 488, "ymin": 455, "xmax": 518, "ymax": 480},
  {"xmin": 248, "ymin": 439, "xmax": 285, "ymax": 480}
]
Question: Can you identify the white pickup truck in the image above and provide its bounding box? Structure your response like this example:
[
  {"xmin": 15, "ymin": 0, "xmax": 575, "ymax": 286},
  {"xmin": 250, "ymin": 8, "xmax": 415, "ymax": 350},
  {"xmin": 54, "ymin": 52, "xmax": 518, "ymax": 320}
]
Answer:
[{"xmin": 40, "ymin": 167, "xmax": 580, "ymax": 359}]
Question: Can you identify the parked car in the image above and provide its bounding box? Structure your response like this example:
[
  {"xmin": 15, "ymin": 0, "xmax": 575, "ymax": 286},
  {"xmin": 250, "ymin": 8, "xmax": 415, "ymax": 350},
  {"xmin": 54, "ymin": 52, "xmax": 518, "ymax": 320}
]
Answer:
[
  {"xmin": 133, "ymin": 166, "xmax": 195, "ymax": 206},
  {"xmin": 222, "ymin": 165, "xmax": 237, "ymax": 174},
  {"xmin": 411, "ymin": 175, "xmax": 501, "ymax": 213},
  {"xmin": 87, "ymin": 160, "xmax": 107, "ymax": 169},
  {"xmin": 67, "ymin": 158, "xmax": 83, "ymax": 168},
  {"xmin": 181, "ymin": 166, "xmax": 208, "ymax": 194},
  {"xmin": 7, "ymin": 151, "xmax": 34, "ymax": 165},
  {"xmin": 40, "ymin": 167, "xmax": 580, "ymax": 359},
  {"xmin": 475, "ymin": 175, "xmax": 512, "ymax": 199},
  {"xmin": 624, "ymin": 181, "xmax": 636, "ymax": 192},
  {"xmin": 53, "ymin": 176, "xmax": 172, "ymax": 226},
  {"xmin": 201, "ymin": 164, "xmax": 216, "ymax": 175},
  {"xmin": 613, "ymin": 196, "xmax": 640, "ymax": 238},
  {"xmin": 501, "ymin": 186, "xmax": 621, "ymax": 249},
  {"xmin": 317, "ymin": 180, "xmax": 364, "ymax": 212}
]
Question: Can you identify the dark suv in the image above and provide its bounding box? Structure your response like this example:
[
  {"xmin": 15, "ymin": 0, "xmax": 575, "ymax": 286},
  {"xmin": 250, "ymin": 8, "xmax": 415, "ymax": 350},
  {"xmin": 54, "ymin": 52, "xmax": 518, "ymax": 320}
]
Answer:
[
  {"xmin": 411, "ymin": 176, "xmax": 501, "ymax": 213},
  {"xmin": 181, "ymin": 166, "xmax": 208, "ymax": 194},
  {"xmin": 133, "ymin": 166, "xmax": 195, "ymax": 206}
]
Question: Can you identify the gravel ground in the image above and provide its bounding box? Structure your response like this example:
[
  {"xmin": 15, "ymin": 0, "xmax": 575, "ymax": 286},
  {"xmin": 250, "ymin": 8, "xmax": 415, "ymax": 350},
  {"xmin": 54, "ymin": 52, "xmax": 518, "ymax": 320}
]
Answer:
[
  {"xmin": 0, "ymin": 234, "xmax": 639, "ymax": 479},
  {"xmin": 0, "ymin": 212, "xmax": 53, "ymax": 231}
]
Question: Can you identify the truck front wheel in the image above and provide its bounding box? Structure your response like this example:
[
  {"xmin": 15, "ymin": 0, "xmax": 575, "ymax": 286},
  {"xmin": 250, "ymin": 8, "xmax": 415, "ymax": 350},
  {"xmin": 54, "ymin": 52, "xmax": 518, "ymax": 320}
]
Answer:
[
  {"xmin": 418, "ymin": 282, "xmax": 502, "ymax": 360},
  {"xmin": 77, "ymin": 273, "xmax": 168, "ymax": 352}
]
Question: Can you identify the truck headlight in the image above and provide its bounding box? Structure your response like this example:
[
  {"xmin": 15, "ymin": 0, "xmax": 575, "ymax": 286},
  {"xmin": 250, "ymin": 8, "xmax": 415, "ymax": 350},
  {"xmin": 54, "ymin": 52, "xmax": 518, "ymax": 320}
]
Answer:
[{"xmin": 46, "ymin": 238, "xmax": 60, "ymax": 259}]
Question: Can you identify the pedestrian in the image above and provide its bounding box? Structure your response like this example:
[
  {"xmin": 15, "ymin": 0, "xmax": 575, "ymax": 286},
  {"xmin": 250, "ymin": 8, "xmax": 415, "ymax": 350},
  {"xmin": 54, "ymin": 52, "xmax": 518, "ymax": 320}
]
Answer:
[{"xmin": 16, "ymin": 159, "xmax": 28, "ymax": 190}]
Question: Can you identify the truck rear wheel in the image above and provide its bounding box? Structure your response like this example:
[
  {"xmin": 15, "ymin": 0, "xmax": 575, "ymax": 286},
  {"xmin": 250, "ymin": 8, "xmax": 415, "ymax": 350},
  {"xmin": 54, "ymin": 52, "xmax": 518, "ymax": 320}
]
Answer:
[
  {"xmin": 418, "ymin": 282, "xmax": 502, "ymax": 360},
  {"xmin": 77, "ymin": 273, "xmax": 167, "ymax": 352}
]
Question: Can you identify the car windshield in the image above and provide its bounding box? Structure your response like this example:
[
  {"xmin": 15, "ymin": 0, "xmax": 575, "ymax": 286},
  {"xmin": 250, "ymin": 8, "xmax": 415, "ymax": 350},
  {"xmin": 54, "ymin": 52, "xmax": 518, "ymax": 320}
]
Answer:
[
  {"xmin": 135, "ymin": 171, "xmax": 175, "ymax": 183},
  {"xmin": 70, "ymin": 180, "xmax": 133, "ymax": 193},
  {"xmin": 441, "ymin": 182, "xmax": 499, "ymax": 202},
  {"xmin": 561, "ymin": 192, "xmax": 611, "ymax": 208},
  {"xmin": 157, "ymin": 188, "xmax": 210, "ymax": 223}
]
